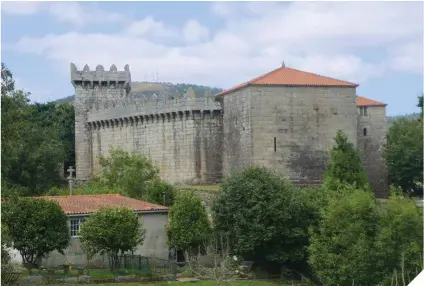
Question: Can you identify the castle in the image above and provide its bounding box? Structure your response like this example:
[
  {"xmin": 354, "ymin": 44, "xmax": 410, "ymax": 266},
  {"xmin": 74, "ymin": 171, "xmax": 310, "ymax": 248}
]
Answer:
[{"xmin": 72, "ymin": 63, "xmax": 388, "ymax": 198}]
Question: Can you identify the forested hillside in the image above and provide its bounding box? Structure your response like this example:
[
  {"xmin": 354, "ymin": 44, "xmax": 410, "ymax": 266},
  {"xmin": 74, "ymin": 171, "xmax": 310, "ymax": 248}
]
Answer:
[{"xmin": 52, "ymin": 82, "xmax": 223, "ymax": 104}]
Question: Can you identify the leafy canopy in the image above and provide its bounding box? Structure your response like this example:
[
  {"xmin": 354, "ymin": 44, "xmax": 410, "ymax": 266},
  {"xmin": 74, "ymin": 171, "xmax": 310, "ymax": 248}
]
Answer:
[
  {"xmin": 79, "ymin": 207, "xmax": 145, "ymax": 272},
  {"xmin": 308, "ymin": 187, "xmax": 380, "ymax": 286},
  {"xmin": 167, "ymin": 191, "xmax": 211, "ymax": 252},
  {"xmin": 98, "ymin": 147, "xmax": 160, "ymax": 199},
  {"xmin": 323, "ymin": 130, "xmax": 368, "ymax": 190},
  {"xmin": 1, "ymin": 197, "xmax": 70, "ymax": 269},
  {"xmin": 213, "ymin": 165, "xmax": 312, "ymax": 269},
  {"xmin": 384, "ymin": 113, "xmax": 423, "ymax": 196},
  {"xmin": 1, "ymin": 62, "xmax": 72, "ymax": 196}
]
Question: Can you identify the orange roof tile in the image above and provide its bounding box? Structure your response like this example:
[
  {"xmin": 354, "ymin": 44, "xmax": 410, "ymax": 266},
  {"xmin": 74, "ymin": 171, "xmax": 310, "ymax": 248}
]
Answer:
[
  {"xmin": 33, "ymin": 194, "xmax": 168, "ymax": 215},
  {"xmin": 216, "ymin": 66, "xmax": 358, "ymax": 96},
  {"xmin": 356, "ymin": 96, "xmax": 386, "ymax": 107}
]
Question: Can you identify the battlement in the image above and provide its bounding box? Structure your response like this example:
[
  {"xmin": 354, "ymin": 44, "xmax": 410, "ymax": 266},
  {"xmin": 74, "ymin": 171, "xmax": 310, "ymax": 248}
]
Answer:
[
  {"xmin": 87, "ymin": 92, "xmax": 222, "ymax": 122},
  {"xmin": 70, "ymin": 63, "xmax": 131, "ymax": 90}
]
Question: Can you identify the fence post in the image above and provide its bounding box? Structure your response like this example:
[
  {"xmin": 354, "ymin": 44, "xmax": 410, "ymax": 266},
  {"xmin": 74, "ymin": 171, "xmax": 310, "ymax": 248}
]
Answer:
[{"xmin": 138, "ymin": 256, "xmax": 141, "ymax": 271}]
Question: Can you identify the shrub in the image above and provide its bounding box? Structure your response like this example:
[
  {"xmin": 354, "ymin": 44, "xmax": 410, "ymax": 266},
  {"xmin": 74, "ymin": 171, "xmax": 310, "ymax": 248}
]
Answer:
[
  {"xmin": 143, "ymin": 178, "xmax": 176, "ymax": 207},
  {"xmin": 324, "ymin": 130, "xmax": 368, "ymax": 191},
  {"xmin": 308, "ymin": 187, "xmax": 380, "ymax": 285},
  {"xmin": 167, "ymin": 191, "xmax": 211, "ymax": 254},
  {"xmin": 79, "ymin": 207, "xmax": 145, "ymax": 273},
  {"xmin": 2, "ymin": 197, "xmax": 70, "ymax": 269},
  {"xmin": 213, "ymin": 165, "xmax": 312, "ymax": 271}
]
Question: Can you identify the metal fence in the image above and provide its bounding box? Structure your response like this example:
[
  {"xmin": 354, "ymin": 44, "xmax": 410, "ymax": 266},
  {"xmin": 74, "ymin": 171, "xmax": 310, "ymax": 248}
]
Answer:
[{"xmin": 7, "ymin": 255, "xmax": 177, "ymax": 285}]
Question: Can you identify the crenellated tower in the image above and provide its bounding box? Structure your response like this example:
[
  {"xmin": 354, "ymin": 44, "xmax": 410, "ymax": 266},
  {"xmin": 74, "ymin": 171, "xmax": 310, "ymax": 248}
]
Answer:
[{"xmin": 71, "ymin": 63, "xmax": 131, "ymax": 181}]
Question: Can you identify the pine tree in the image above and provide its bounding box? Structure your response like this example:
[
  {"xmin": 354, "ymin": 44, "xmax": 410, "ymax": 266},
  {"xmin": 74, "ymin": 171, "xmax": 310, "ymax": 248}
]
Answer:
[{"xmin": 324, "ymin": 130, "xmax": 368, "ymax": 190}]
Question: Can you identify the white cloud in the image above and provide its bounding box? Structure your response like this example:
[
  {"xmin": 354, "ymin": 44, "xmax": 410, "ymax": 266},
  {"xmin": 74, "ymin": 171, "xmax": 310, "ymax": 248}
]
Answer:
[
  {"xmin": 2, "ymin": 1, "xmax": 123, "ymax": 26},
  {"xmin": 7, "ymin": 1, "xmax": 424, "ymax": 89},
  {"xmin": 182, "ymin": 20, "xmax": 209, "ymax": 44},
  {"xmin": 124, "ymin": 17, "xmax": 178, "ymax": 40},
  {"xmin": 388, "ymin": 42, "xmax": 424, "ymax": 74},
  {"xmin": 1, "ymin": 1, "xmax": 42, "ymax": 15}
]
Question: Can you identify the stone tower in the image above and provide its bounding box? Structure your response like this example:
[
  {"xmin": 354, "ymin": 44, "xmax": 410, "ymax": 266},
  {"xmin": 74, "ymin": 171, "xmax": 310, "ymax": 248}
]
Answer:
[{"xmin": 71, "ymin": 63, "xmax": 131, "ymax": 180}]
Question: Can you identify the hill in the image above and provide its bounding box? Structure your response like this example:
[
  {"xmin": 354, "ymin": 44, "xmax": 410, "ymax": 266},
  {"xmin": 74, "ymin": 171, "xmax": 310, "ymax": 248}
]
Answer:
[
  {"xmin": 387, "ymin": 113, "xmax": 420, "ymax": 126},
  {"xmin": 51, "ymin": 82, "xmax": 223, "ymax": 104}
]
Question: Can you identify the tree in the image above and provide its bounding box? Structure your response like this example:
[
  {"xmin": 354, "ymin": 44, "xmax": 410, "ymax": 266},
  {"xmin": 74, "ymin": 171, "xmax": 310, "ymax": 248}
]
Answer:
[
  {"xmin": 1, "ymin": 63, "xmax": 67, "ymax": 196},
  {"xmin": 373, "ymin": 187, "xmax": 423, "ymax": 284},
  {"xmin": 213, "ymin": 165, "xmax": 312, "ymax": 273},
  {"xmin": 308, "ymin": 187, "xmax": 380, "ymax": 286},
  {"xmin": 167, "ymin": 191, "xmax": 211, "ymax": 255},
  {"xmin": 98, "ymin": 148, "xmax": 160, "ymax": 199},
  {"xmin": 323, "ymin": 130, "xmax": 368, "ymax": 190},
  {"xmin": 1, "ymin": 197, "xmax": 70, "ymax": 270},
  {"xmin": 418, "ymin": 94, "xmax": 423, "ymax": 119},
  {"xmin": 143, "ymin": 178, "xmax": 176, "ymax": 207},
  {"xmin": 384, "ymin": 117, "xmax": 423, "ymax": 196},
  {"xmin": 79, "ymin": 207, "xmax": 145, "ymax": 273}
]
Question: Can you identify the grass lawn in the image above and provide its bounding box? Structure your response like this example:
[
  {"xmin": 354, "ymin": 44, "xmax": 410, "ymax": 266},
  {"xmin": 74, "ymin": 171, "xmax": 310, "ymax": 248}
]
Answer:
[
  {"xmin": 181, "ymin": 185, "xmax": 221, "ymax": 192},
  {"xmin": 68, "ymin": 280, "xmax": 287, "ymax": 285}
]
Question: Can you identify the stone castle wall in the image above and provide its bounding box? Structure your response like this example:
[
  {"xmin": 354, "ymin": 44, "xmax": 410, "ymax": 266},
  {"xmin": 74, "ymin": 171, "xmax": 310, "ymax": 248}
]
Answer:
[
  {"xmin": 246, "ymin": 85, "xmax": 358, "ymax": 186},
  {"xmin": 357, "ymin": 105, "xmax": 388, "ymax": 197},
  {"xmin": 72, "ymin": 63, "xmax": 222, "ymax": 185},
  {"xmin": 72, "ymin": 63, "xmax": 388, "ymax": 197}
]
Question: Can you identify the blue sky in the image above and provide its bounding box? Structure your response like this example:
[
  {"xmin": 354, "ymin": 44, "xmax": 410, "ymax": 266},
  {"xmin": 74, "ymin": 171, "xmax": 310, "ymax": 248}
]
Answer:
[{"xmin": 1, "ymin": 1, "xmax": 423, "ymax": 116}]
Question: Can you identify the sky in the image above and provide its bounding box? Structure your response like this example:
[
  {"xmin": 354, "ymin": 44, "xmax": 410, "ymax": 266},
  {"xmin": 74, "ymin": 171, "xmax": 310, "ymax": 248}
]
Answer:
[{"xmin": 1, "ymin": 1, "xmax": 423, "ymax": 116}]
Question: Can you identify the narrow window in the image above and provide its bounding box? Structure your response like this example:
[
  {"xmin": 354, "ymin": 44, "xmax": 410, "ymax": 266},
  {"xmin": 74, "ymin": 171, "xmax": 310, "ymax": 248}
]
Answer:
[
  {"xmin": 70, "ymin": 218, "xmax": 85, "ymax": 237},
  {"xmin": 274, "ymin": 137, "xmax": 277, "ymax": 152},
  {"xmin": 360, "ymin": 107, "xmax": 364, "ymax": 116},
  {"xmin": 363, "ymin": 128, "xmax": 367, "ymax": 136},
  {"xmin": 364, "ymin": 107, "xmax": 368, "ymax": 116}
]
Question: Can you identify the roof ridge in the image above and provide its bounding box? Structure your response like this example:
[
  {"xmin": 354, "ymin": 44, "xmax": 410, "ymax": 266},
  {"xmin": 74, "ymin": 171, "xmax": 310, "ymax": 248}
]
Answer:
[
  {"xmin": 36, "ymin": 193, "xmax": 122, "ymax": 198},
  {"xmin": 272, "ymin": 66, "xmax": 357, "ymax": 86},
  {"xmin": 249, "ymin": 66, "xmax": 282, "ymax": 85}
]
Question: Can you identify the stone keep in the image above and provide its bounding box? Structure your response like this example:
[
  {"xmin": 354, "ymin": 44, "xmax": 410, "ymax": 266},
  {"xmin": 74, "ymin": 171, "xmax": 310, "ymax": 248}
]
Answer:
[{"xmin": 72, "ymin": 63, "xmax": 388, "ymax": 197}]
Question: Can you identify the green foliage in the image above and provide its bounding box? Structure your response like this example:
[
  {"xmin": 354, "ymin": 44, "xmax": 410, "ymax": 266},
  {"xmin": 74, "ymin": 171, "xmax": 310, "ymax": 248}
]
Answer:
[
  {"xmin": 167, "ymin": 191, "xmax": 211, "ymax": 253},
  {"xmin": 1, "ymin": 63, "xmax": 71, "ymax": 196},
  {"xmin": 384, "ymin": 116, "xmax": 423, "ymax": 196},
  {"xmin": 308, "ymin": 188, "xmax": 380, "ymax": 286},
  {"xmin": 45, "ymin": 180, "xmax": 118, "ymax": 196},
  {"xmin": 79, "ymin": 207, "xmax": 145, "ymax": 273},
  {"xmin": 324, "ymin": 130, "xmax": 368, "ymax": 191},
  {"xmin": 309, "ymin": 184, "xmax": 423, "ymax": 286},
  {"xmin": 98, "ymin": 147, "xmax": 160, "ymax": 199},
  {"xmin": 213, "ymin": 165, "xmax": 312, "ymax": 269},
  {"xmin": 2, "ymin": 197, "xmax": 70, "ymax": 269},
  {"xmin": 1, "ymin": 223, "xmax": 12, "ymax": 266},
  {"xmin": 418, "ymin": 94, "xmax": 423, "ymax": 119},
  {"xmin": 374, "ymin": 187, "xmax": 423, "ymax": 283},
  {"xmin": 143, "ymin": 178, "xmax": 176, "ymax": 207}
]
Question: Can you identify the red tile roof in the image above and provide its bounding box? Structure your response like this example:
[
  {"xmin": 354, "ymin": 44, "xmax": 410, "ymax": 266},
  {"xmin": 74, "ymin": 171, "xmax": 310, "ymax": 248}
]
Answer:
[
  {"xmin": 33, "ymin": 194, "xmax": 168, "ymax": 215},
  {"xmin": 216, "ymin": 66, "xmax": 358, "ymax": 96},
  {"xmin": 356, "ymin": 96, "xmax": 386, "ymax": 107}
]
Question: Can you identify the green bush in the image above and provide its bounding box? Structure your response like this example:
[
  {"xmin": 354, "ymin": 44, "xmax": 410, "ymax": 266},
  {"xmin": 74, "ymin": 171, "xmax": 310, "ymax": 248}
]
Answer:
[
  {"xmin": 143, "ymin": 178, "xmax": 176, "ymax": 207},
  {"xmin": 213, "ymin": 165, "xmax": 313, "ymax": 272},
  {"xmin": 167, "ymin": 191, "xmax": 211, "ymax": 254},
  {"xmin": 323, "ymin": 130, "xmax": 369, "ymax": 191},
  {"xmin": 2, "ymin": 197, "xmax": 70, "ymax": 269},
  {"xmin": 308, "ymin": 187, "xmax": 380, "ymax": 285}
]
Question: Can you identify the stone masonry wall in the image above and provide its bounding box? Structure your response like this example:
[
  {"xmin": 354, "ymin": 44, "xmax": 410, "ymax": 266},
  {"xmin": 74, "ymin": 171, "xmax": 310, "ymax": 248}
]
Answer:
[
  {"xmin": 247, "ymin": 85, "xmax": 358, "ymax": 186},
  {"xmin": 220, "ymin": 88, "xmax": 253, "ymax": 176},
  {"xmin": 72, "ymin": 63, "xmax": 222, "ymax": 185},
  {"xmin": 357, "ymin": 105, "xmax": 389, "ymax": 197}
]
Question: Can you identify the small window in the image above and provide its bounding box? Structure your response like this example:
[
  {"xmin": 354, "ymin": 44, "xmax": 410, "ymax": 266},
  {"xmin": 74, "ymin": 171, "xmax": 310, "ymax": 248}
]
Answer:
[
  {"xmin": 274, "ymin": 137, "xmax": 277, "ymax": 152},
  {"xmin": 364, "ymin": 107, "xmax": 368, "ymax": 116},
  {"xmin": 70, "ymin": 218, "xmax": 85, "ymax": 237},
  {"xmin": 363, "ymin": 128, "xmax": 367, "ymax": 136}
]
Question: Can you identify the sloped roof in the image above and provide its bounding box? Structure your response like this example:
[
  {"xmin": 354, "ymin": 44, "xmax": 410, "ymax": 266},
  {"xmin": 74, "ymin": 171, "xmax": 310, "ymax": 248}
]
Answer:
[
  {"xmin": 33, "ymin": 194, "xmax": 168, "ymax": 215},
  {"xmin": 216, "ymin": 66, "xmax": 358, "ymax": 96},
  {"xmin": 356, "ymin": 96, "xmax": 386, "ymax": 107}
]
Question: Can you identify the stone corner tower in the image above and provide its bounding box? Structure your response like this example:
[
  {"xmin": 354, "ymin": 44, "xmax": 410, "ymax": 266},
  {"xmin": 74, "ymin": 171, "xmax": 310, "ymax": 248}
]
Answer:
[{"xmin": 71, "ymin": 63, "xmax": 131, "ymax": 181}]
